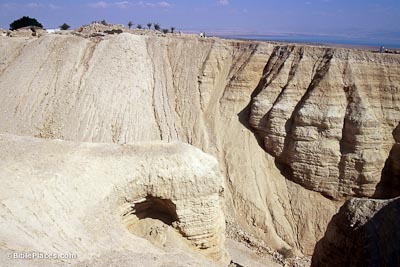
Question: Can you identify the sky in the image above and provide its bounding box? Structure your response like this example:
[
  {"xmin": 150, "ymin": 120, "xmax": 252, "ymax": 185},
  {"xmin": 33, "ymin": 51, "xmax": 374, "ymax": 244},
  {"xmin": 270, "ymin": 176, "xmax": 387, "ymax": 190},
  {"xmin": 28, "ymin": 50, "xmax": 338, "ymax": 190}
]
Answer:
[{"xmin": 1, "ymin": 0, "xmax": 400, "ymax": 43}]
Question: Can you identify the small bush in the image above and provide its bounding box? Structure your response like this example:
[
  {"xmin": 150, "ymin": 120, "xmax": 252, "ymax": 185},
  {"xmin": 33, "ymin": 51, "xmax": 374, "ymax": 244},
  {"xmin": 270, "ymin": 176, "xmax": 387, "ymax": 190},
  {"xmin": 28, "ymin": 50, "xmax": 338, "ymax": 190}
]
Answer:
[{"xmin": 59, "ymin": 23, "xmax": 70, "ymax": 30}]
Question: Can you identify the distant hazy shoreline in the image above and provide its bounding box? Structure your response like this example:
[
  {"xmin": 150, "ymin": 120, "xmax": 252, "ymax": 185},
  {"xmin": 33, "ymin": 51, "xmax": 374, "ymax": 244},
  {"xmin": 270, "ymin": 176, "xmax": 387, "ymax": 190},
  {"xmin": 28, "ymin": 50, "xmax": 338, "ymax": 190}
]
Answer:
[{"xmin": 215, "ymin": 34, "xmax": 400, "ymax": 50}]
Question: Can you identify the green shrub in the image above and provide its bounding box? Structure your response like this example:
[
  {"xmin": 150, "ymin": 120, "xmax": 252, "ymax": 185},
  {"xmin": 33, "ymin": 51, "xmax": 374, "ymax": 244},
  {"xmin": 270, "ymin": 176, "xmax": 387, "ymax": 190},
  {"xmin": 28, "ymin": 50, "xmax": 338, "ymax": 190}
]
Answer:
[
  {"xmin": 10, "ymin": 16, "xmax": 43, "ymax": 30},
  {"xmin": 59, "ymin": 23, "xmax": 70, "ymax": 30}
]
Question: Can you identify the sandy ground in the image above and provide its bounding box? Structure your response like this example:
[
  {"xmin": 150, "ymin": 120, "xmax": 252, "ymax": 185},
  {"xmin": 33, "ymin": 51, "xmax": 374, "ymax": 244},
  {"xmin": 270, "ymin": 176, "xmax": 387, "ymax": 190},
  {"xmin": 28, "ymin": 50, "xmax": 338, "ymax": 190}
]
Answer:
[{"xmin": 226, "ymin": 239, "xmax": 281, "ymax": 267}]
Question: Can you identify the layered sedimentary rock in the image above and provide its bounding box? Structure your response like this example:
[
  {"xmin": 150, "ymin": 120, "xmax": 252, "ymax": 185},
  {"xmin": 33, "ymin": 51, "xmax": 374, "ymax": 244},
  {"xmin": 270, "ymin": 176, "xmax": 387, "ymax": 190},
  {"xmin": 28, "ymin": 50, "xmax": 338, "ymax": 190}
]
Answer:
[
  {"xmin": 0, "ymin": 134, "xmax": 227, "ymax": 266},
  {"xmin": 0, "ymin": 33, "xmax": 399, "ymax": 257},
  {"xmin": 312, "ymin": 197, "xmax": 400, "ymax": 267},
  {"xmin": 249, "ymin": 46, "xmax": 400, "ymax": 200}
]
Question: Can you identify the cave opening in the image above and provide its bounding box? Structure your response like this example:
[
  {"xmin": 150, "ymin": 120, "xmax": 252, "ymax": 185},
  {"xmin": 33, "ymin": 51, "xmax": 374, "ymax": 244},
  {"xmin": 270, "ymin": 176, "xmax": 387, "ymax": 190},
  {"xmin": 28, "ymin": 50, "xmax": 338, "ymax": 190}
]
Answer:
[{"xmin": 131, "ymin": 196, "xmax": 178, "ymax": 226}]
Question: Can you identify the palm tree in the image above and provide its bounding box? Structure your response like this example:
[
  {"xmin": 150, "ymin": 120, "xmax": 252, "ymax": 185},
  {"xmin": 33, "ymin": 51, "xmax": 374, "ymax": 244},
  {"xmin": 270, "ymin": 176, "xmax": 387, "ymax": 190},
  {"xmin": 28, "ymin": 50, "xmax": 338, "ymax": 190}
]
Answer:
[
  {"xmin": 162, "ymin": 29, "xmax": 169, "ymax": 34},
  {"xmin": 154, "ymin": 23, "xmax": 160, "ymax": 31},
  {"xmin": 137, "ymin": 24, "xmax": 142, "ymax": 29},
  {"xmin": 128, "ymin": 21, "xmax": 133, "ymax": 29},
  {"xmin": 170, "ymin": 27, "xmax": 175, "ymax": 33},
  {"xmin": 147, "ymin": 23, "xmax": 152, "ymax": 30}
]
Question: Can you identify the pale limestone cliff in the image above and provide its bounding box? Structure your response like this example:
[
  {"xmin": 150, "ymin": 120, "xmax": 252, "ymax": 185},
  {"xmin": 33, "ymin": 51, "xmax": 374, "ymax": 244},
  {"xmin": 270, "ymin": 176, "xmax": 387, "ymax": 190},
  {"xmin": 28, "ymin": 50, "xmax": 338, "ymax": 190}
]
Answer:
[
  {"xmin": 0, "ymin": 133, "xmax": 227, "ymax": 266},
  {"xmin": 311, "ymin": 197, "xmax": 400, "ymax": 267},
  {"xmin": 0, "ymin": 33, "xmax": 399, "ymax": 259},
  {"xmin": 249, "ymin": 46, "xmax": 400, "ymax": 200}
]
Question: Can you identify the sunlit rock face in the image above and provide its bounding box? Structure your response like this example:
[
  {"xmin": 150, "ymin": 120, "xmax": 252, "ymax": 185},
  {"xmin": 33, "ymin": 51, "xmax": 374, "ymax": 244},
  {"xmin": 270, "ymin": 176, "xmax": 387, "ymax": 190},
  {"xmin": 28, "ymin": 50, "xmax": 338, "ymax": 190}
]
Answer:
[
  {"xmin": 0, "ymin": 134, "xmax": 228, "ymax": 265},
  {"xmin": 0, "ymin": 33, "xmax": 399, "ymax": 258},
  {"xmin": 249, "ymin": 45, "xmax": 400, "ymax": 200}
]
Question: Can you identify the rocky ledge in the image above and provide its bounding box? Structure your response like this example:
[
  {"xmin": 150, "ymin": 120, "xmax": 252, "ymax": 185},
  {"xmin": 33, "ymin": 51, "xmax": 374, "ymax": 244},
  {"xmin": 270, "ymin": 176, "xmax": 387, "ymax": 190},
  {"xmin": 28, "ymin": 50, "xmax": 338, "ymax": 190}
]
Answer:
[{"xmin": 0, "ymin": 134, "xmax": 228, "ymax": 266}]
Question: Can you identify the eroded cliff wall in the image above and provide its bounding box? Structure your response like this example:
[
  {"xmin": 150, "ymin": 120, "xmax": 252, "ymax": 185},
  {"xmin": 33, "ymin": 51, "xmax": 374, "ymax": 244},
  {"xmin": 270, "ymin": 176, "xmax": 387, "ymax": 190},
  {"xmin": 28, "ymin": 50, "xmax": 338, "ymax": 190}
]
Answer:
[
  {"xmin": 0, "ymin": 33, "xmax": 399, "ymax": 256},
  {"xmin": 249, "ymin": 46, "xmax": 400, "ymax": 200}
]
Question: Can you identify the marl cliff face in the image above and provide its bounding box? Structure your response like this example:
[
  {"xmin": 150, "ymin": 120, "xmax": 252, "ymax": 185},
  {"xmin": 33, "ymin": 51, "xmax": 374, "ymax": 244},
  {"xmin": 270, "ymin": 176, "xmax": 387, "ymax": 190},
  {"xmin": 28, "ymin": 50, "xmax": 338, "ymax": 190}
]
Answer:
[
  {"xmin": 249, "ymin": 45, "xmax": 400, "ymax": 200},
  {"xmin": 0, "ymin": 33, "xmax": 399, "ymax": 257}
]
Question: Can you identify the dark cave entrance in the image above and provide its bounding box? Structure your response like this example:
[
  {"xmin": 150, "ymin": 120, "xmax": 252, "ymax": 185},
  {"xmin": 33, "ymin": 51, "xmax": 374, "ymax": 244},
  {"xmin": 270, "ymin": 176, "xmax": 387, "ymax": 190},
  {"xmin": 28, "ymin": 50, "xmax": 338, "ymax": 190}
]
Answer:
[{"xmin": 131, "ymin": 196, "xmax": 178, "ymax": 225}]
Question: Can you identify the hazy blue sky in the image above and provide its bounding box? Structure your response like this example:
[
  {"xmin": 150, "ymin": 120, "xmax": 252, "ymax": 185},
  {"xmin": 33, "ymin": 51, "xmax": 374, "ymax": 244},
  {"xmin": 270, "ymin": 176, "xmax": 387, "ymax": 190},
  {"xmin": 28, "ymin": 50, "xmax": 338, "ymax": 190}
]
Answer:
[{"xmin": 1, "ymin": 0, "xmax": 399, "ymax": 39}]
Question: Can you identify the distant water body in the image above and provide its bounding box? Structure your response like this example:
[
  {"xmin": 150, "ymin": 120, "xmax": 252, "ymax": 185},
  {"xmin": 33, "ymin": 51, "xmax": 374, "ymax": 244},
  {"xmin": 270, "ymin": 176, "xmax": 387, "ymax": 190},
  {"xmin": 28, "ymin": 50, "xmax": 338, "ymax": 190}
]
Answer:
[{"xmin": 218, "ymin": 34, "xmax": 400, "ymax": 49}]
